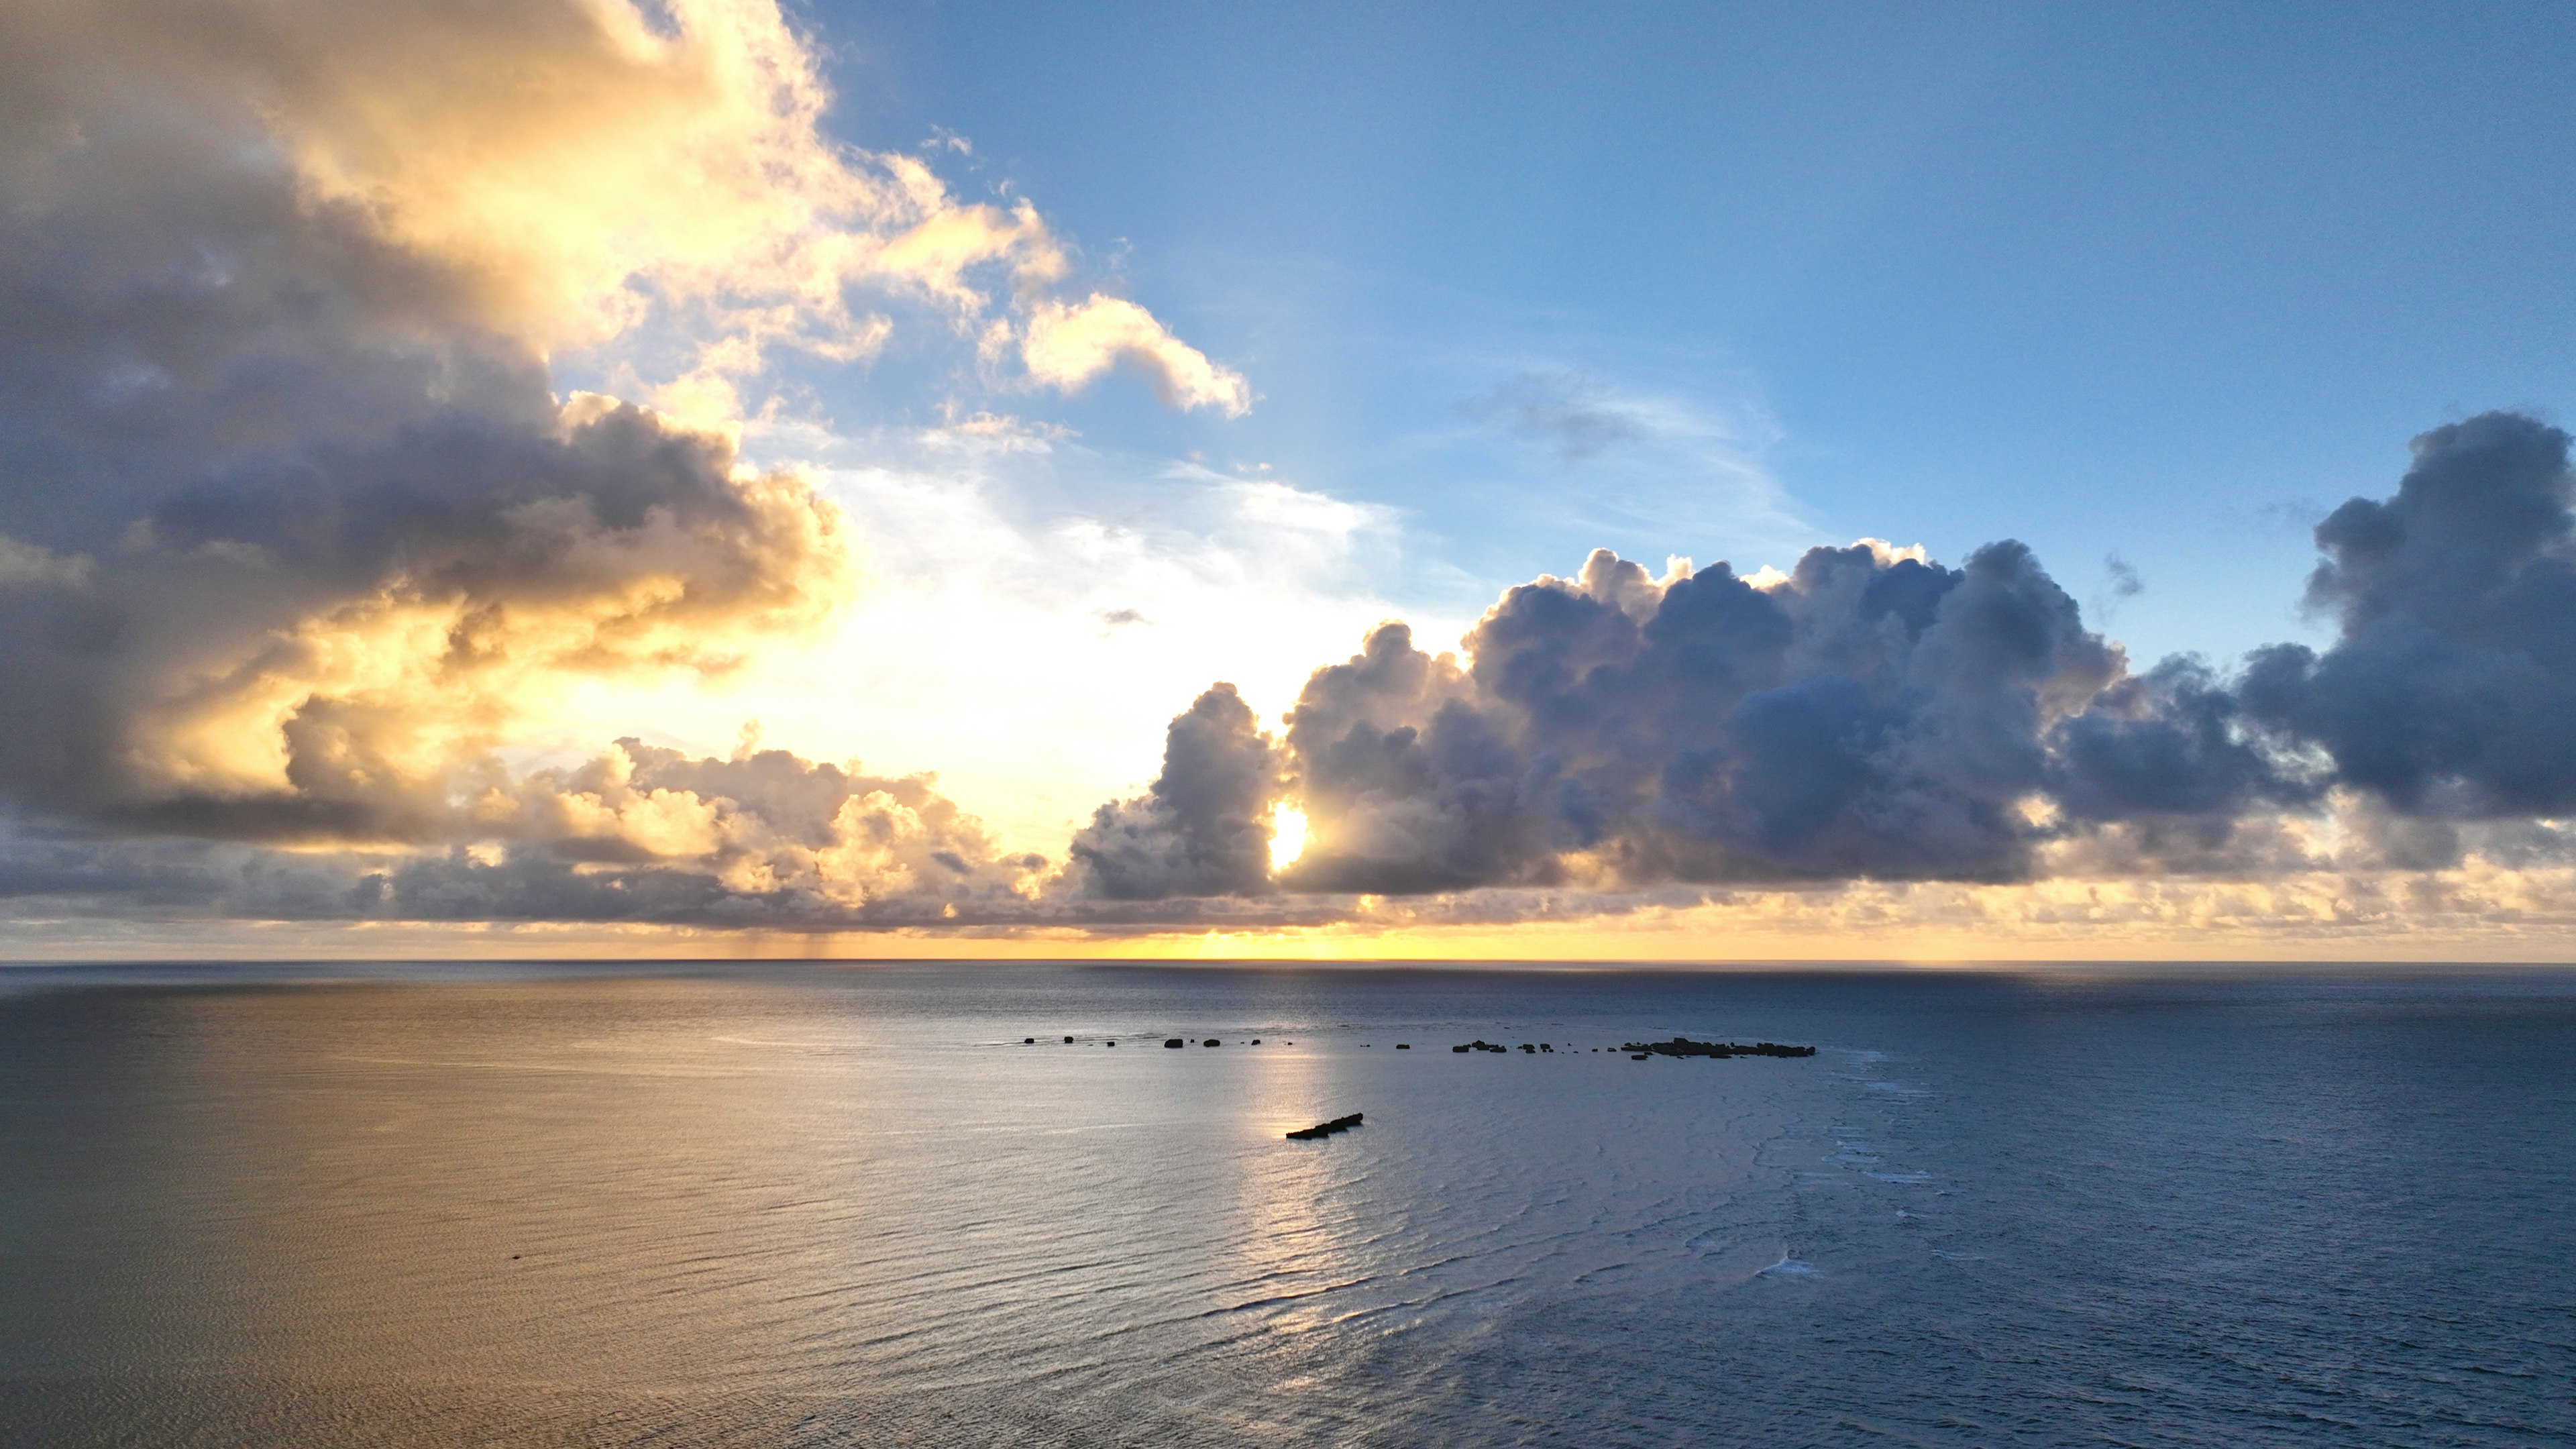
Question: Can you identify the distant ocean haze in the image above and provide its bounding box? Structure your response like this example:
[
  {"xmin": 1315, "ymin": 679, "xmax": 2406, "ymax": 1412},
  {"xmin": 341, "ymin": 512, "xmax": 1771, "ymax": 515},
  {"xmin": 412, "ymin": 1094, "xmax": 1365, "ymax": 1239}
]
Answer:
[{"xmin": 0, "ymin": 963, "xmax": 2570, "ymax": 1446}]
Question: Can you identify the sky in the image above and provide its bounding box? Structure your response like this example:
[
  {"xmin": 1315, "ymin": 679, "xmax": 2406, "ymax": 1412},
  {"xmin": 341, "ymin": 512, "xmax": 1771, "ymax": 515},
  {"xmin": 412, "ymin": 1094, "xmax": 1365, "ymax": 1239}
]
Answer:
[
  {"xmin": 809, "ymin": 1, "xmax": 2576, "ymax": 659},
  {"xmin": 3, "ymin": 0, "xmax": 2576, "ymax": 961}
]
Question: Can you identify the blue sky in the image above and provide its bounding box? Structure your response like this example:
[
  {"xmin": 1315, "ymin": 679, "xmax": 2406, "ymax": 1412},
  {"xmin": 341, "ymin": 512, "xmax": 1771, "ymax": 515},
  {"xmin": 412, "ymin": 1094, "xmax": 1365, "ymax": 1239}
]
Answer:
[{"xmin": 803, "ymin": 0, "xmax": 2576, "ymax": 666}]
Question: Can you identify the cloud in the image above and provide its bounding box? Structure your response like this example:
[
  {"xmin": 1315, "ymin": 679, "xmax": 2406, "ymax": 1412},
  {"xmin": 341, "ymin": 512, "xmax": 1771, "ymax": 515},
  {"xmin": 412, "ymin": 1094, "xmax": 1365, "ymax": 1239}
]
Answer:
[
  {"xmin": 1067, "ymin": 684, "xmax": 1279, "ymax": 899},
  {"xmin": 1018, "ymin": 294, "xmax": 1254, "ymax": 415},
  {"xmin": 385, "ymin": 737, "xmax": 1046, "ymax": 924},
  {"xmin": 2090, "ymin": 552, "xmax": 2144, "ymax": 625},
  {"xmin": 1237, "ymin": 539, "xmax": 2140, "ymax": 894},
  {"xmin": 0, "ymin": 0, "xmax": 1246, "ymax": 864},
  {"xmin": 7, "ymin": 3, "xmax": 2576, "ymax": 952},
  {"xmin": 0, "ymin": 735, "xmax": 1046, "ymax": 930},
  {"xmin": 663, "ymin": 418, "xmax": 1422, "ymax": 858},
  {"xmin": 0, "ymin": 384, "xmax": 853, "ymax": 843},
  {"xmin": 0, "ymin": 0, "xmax": 1186, "ymax": 418},
  {"xmin": 2045, "ymin": 656, "xmax": 2322, "ymax": 835},
  {"xmin": 1432, "ymin": 366, "xmax": 1813, "ymax": 570},
  {"xmin": 2241, "ymin": 412, "xmax": 2576, "ymax": 817},
  {"xmin": 1460, "ymin": 371, "xmax": 1648, "ymax": 463},
  {"xmin": 1048, "ymin": 411, "xmax": 2576, "ymax": 931}
]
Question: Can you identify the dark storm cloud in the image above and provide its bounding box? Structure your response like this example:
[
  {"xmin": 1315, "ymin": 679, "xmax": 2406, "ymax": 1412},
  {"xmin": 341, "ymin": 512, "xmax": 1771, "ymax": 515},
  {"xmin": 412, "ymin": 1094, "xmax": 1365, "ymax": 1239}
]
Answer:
[{"xmin": 2240, "ymin": 412, "xmax": 2576, "ymax": 816}]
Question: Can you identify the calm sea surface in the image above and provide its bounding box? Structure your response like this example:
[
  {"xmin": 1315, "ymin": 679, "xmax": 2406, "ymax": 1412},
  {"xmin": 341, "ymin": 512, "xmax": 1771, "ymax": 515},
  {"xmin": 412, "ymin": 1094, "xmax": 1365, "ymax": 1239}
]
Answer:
[{"xmin": 1, "ymin": 962, "xmax": 2570, "ymax": 1446}]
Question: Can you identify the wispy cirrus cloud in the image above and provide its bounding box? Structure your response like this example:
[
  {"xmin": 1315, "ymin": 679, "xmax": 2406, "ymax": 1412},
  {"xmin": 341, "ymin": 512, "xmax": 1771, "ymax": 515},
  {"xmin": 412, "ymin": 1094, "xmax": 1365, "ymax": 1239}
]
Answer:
[
  {"xmin": 1437, "ymin": 365, "xmax": 1813, "ymax": 570},
  {"xmin": 1459, "ymin": 370, "xmax": 1648, "ymax": 464}
]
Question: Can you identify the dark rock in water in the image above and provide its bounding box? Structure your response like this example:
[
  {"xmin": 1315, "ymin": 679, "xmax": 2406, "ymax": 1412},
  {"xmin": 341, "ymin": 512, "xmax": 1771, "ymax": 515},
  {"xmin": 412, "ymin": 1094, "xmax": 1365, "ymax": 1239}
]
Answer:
[
  {"xmin": 1451, "ymin": 1038, "xmax": 1511, "ymax": 1053},
  {"xmin": 1616, "ymin": 1036, "xmax": 1819, "ymax": 1060},
  {"xmin": 1286, "ymin": 1111, "xmax": 1366, "ymax": 1140},
  {"xmin": 1202, "ymin": 1038, "xmax": 1220, "ymax": 1047},
  {"xmin": 1395, "ymin": 1043, "xmax": 1411, "ymax": 1049},
  {"xmin": 1251, "ymin": 1038, "xmax": 1262, "ymax": 1044},
  {"xmin": 1631, "ymin": 1053, "xmax": 1652, "ymax": 1061},
  {"xmin": 1164, "ymin": 1038, "xmax": 1184, "ymax": 1049},
  {"xmin": 1106, "ymin": 1040, "xmax": 1117, "ymax": 1046},
  {"xmin": 1024, "ymin": 1037, "xmax": 1035, "ymax": 1044},
  {"xmin": 1063, "ymin": 1036, "xmax": 1074, "ymax": 1043},
  {"xmin": 1452, "ymin": 1044, "xmax": 1470, "ymax": 1053}
]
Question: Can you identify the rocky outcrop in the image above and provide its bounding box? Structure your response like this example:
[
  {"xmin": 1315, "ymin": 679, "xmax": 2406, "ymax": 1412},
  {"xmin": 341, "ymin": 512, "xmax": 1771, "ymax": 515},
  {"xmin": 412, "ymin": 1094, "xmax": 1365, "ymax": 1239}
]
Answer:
[
  {"xmin": 1285, "ymin": 1113, "xmax": 1364, "ymax": 1140},
  {"xmin": 1619, "ymin": 1036, "xmax": 1817, "ymax": 1059}
]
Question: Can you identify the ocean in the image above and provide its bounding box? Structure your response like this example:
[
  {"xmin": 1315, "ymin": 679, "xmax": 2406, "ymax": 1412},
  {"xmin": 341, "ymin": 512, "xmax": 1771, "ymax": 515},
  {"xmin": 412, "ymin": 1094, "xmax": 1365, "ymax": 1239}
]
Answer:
[{"xmin": 1, "ymin": 962, "xmax": 2569, "ymax": 1446}]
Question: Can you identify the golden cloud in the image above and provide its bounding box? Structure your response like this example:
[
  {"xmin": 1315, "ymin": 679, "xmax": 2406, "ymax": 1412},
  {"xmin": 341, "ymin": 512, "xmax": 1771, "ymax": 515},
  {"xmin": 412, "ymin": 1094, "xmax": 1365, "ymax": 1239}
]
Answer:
[
  {"xmin": 0, "ymin": 0, "xmax": 1247, "ymax": 858},
  {"xmin": 1020, "ymin": 295, "xmax": 1255, "ymax": 416}
]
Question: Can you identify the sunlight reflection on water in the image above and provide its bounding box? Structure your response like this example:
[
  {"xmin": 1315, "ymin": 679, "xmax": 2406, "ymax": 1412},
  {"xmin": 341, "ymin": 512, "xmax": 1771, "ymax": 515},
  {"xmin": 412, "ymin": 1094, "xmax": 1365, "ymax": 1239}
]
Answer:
[{"xmin": 3, "ymin": 963, "xmax": 2572, "ymax": 1446}]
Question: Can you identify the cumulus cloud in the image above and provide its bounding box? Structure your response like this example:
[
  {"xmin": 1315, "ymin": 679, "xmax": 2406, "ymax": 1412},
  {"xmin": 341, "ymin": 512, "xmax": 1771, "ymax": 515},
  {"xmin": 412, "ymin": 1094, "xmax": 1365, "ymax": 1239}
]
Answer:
[
  {"xmin": 676, "ymin": 419, "xmax": 1419, "ymax": 859},
  {"xmin": 384, "ymin": 737, "xmax": 1046, "ymax": 924},
  {"xmin": 0, "ymin": 0, "xmax": 1244, "ymax": 872},
  {"xmin": 2241, "ymin": 411, "xmax": 2576, "ymax": 818},
  {"xmin": 1018, "ymin": 294, "xmax": 1254, "ymax": 415},
  {"xmin": 1078, "ymin": 540, "xmax": 2141, "ymax": 897},
  {"xmin": 1068, "ymin": 685, "xmax": 1279, "ymax": 899},
  {"xmin": 1063, "ymin": 414, "xmax": 2576, "ymax": 926},
  {"xmin": 2045, "ymin": 657, "xmax": 2320, "ymax": 834},
  {"xmin": 0, "ymin": 736, "xmax": 1047, "ymax": 930}
]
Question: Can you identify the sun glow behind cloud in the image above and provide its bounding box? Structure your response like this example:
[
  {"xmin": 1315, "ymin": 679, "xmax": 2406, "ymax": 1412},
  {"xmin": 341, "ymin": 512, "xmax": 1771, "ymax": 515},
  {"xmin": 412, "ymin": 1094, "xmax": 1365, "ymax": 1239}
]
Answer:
[
  {"xmin": 1269, "ymin": 806, "xmax": 1309, "ymax": 873},
  {"xmin": 526, "ymin": 412, "xmax": 1444, "ymax": 857}
]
